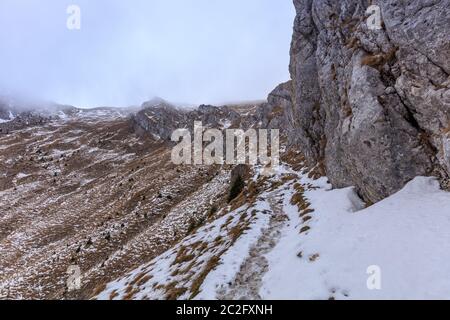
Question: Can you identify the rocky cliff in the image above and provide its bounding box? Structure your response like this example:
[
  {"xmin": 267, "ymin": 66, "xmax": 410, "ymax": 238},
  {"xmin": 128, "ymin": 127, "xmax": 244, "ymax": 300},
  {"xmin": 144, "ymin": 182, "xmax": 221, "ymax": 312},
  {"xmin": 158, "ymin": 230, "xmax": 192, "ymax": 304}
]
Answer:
[
  {"xmin": 132, "ymin": 98, "xmax": 289, "ymax": 142},
  {"xmin": 276, "ymin": 0, "xmax": 450, "ymax": 203}
]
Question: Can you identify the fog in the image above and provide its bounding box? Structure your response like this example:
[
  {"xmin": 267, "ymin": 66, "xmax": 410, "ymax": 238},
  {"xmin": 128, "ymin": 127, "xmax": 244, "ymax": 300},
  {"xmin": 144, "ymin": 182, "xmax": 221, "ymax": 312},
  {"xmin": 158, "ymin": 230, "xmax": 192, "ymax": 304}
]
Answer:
[{"xmin": 0, "ymin": 0, "xmax": 294, "ymax": 108}]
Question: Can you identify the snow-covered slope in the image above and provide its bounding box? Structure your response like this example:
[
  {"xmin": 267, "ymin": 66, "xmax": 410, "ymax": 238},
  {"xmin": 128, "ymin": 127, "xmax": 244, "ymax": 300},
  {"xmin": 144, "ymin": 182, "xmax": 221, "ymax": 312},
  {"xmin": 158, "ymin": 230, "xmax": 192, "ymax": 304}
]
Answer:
[
  {"xmin": 96, "ymin": 161, "xmax": 450, "ymax": 300},
  {"xmin": 261, "ymin": 176, "xmax": 450, "ymax": 300}
]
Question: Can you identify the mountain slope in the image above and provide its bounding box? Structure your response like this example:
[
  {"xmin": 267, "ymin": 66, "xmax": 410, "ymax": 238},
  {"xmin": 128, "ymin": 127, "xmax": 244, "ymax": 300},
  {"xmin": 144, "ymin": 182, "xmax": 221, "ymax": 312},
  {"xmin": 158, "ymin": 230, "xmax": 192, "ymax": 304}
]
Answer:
[
  {"xmin": 96, "ymin": 159, "xmax": 450, "ymax": 300},
  {"xmin": 0, "ymin": 108, "xmax": 231, "ymax": 299}
]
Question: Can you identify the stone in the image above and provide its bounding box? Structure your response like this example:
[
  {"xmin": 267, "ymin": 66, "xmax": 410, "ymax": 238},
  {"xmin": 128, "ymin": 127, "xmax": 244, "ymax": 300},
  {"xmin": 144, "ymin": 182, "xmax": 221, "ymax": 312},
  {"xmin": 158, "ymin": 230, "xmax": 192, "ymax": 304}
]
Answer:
[{"xmin": 272, "ymin": 0, "xmax": 450, "ymax": 203}]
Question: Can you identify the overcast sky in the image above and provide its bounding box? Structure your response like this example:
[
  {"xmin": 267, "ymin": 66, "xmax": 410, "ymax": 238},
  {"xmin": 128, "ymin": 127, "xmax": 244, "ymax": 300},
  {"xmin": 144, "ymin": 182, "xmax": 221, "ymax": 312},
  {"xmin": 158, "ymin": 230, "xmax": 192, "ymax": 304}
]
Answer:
[{"xmin": 0, "ymin": 0, "xmax": 294, "ymax": 108}]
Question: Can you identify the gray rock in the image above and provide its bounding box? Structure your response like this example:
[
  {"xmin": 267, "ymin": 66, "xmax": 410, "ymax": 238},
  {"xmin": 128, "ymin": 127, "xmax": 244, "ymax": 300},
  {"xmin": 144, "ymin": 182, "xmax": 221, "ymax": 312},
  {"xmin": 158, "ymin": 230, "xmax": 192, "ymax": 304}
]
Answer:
[{"xmin": 276, "ymin": 0, "xmax": 449, "ymax": 203}]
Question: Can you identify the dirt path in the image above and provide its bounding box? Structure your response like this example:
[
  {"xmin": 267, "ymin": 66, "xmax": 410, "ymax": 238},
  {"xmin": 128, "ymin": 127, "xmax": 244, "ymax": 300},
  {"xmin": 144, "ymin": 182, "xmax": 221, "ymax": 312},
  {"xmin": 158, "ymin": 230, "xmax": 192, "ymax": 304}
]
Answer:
[{"xmin": 218, "ymin": 189, "xmax": 289, "ymax": 299}]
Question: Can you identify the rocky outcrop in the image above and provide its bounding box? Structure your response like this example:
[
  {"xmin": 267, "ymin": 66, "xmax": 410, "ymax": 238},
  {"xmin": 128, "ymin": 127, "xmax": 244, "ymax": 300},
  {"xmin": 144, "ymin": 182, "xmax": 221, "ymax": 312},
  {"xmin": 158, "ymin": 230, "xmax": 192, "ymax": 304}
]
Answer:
[
  {"xmin": 132, "ymin": 98, "xmax": 289, "ymax": 141},
  {"xmin": 0, "ymin": 112, "xmax": 51, "ymax": 134},
  {"xmin": 278, "ymin": 0, "xmax": 450, "ymax": 203},
  {"xmin": 0, "ymin": 97, "xmax": 79, "ymax": 134}
]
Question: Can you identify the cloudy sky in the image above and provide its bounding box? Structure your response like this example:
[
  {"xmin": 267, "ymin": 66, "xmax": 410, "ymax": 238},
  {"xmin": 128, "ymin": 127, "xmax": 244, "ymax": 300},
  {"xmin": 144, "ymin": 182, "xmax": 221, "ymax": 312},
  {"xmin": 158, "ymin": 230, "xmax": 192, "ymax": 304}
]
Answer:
[{"xmin": 0, "ymin": 0, "xmax": 294, "ymax": 108}]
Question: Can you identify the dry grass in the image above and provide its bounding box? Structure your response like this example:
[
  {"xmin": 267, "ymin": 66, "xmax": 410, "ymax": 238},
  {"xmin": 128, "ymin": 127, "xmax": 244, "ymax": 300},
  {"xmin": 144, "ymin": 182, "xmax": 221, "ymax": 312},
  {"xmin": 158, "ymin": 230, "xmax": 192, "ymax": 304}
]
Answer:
[
  {"xmin": 165, "ymin": 282, "xmax": 188, "ymax": 300},
  {"xmin": 361, "ymin": 54, "xmax": 384, "ymax": 67},
  {"xmin": 246, "ymin": 181, "xmax": 260, "ymax": 204},
  {"xmin": 300, "ymin": 208, "xmax": 315, "ymax": 217},
  {"xmin": 308, "ymin": 161, "xmax": 326, "ymax": 180},
  {"xmin": 290, "ymin": 193, "xmax": 305, "ymax": 207},
  {"xmin": 221, "ymin": 215, "xmax": 235, "ymax": 231},
  {"xmin": 92, "ymin": 283, "xmax": 107, "ymax": 297},
  {"xmin": 137, "ymin": 275, "xmax": 152, "ymax": 287},
  {"xmin": 281, "ymin": 174, "xmax": 298, "ymax": 183},
  {"xmin": 346, "ymin": 36, "xmax": 359, "ymax": 50},
  {"xmin": 123, "ymin": 286, "xmax": 138, "ymax": 300},
  {"xmin": 189, "ymin": 255, "xmax": 221, "ymax": 299},
  {"xmin": 109, "ymin": 290, "xmax": 119, "ymax": 300},
  {"xmin": 300, "ymin": 226, "xmax": 311, "ymax": 234},
  {"xmin": 268, "ymin": 180, "xmax": 284, "ymax": 192},
  {"xmin": 173, "ymin": 246, "xmax": 195, "ymax": 266},
  {"xmin": 290, "ymin": 182, "xmax": 316, "ymax": 240},
  {"xmin": 129, "ymin": 272, "xmax": 146, "ymax": 286},
  {"xmin": 281, "ymin": 150, "xmax": 306, "ymax": 170},
  {"xmin": 228, "ymin": 220, "xmax": 251, "ymax": 245},
  {"xmin": 174, "ymin": 259, "xmax": 198, "ymax": 277},
  {"xmin": 309, "ymin": 254, "xmax": 320, "ymax": 262},
  {"xmin": 198, "ymin": 242, "xmax": 208, "ymax": 253},
  {"xmin": 361, "ymin": 48, "xmax": 398, "ymax": 69},
  {"xmin": 187, "ymin": 216, "xmax": 206, "ymax": 235}
]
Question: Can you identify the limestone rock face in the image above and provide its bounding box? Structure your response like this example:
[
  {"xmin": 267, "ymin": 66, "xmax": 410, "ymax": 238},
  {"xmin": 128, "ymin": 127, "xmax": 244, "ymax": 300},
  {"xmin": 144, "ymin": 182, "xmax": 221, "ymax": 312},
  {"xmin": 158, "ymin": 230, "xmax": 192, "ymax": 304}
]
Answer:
[
  {"xmin": 282, "ymin": 0, "xmax": 449, "ymax": 203},
  {"xmin": 132, "ymin": 97, "xmax": 290, "ymax": 143}
]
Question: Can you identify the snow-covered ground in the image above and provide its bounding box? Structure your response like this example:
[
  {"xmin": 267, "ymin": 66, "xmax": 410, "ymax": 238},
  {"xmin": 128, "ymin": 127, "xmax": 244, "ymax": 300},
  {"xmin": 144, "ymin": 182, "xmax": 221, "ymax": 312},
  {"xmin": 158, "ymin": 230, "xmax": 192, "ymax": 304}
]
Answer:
[
  {"xmin": 262, "ymin": 175, "xmax": 450, "ymax": 300},
  {"xmin": 96, "ymin": 163, "xmax": 450, "ymax": 300}
]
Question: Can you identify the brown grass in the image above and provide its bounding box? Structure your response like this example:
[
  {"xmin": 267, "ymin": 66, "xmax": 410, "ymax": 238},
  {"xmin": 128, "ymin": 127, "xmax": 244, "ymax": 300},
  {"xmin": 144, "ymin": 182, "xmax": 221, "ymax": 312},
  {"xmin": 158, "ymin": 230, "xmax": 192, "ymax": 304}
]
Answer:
[
  {"xmin": 309, "ymin": 254, "xmax": 320, "ymax": 262},
  {"xmin": 173, "ymin": 246, "xmax": 195, "ymax": 266},
  {"xmin": 361, "ymin": 48, "xmax": 398, "ymax": 69},
  {"xmin": 180, "ymin": 260, "xmax": 197, "ymax": 275},
  {"xmin": 300, "ymin": 208, "xmax": 315, "ymax": 217},
  {"xmin": 221, "ymin": 215, "xmax": 235, "ymax": 231},
  {"xmin": 361, "ymin": 54, "xmax": 384, "ymax": 67},
  {"xmin": 129, "ymin": 272, "xmax": 146, "ymax": 286},
  {"xmin": 300, "ymin": 226, "xmax": 311, "ymax": 234},
  {"xmin": 228, "ymin": 220, "xmax": 251, "ymax": 245},
  {"xmin": 308, "ymin": 161, "xmax": 326, "ymax": 180},
  {"xmin": 165, "ymin": 282, "xmax": 188, "ymax": 300},
  {"xmin": 189, "ymin": 255, "xmax": 221, "ymax": 299},
  {"xmin": 290, "ymin": 193, "xmax": 305, "ymax": 207},
  {"xmin": 281, "ymin": 174, "xmax": 298, "ymax": 183},
  {"xmin": 137, "ymin": 275, "xmax": 152, "ymax": 287},
  {"xmin": 123, "ymin": 285, "xmax": 138, "ymax": 300},
  {"xmin": 187, "ymin": 216, "xmax": 206, "ymax": 234},
  {"xmin": 229, "ymin": 191, "xmax": 247, "ymax": 211},
  {"xmin": 92, "ymin": 283, "xmax": 107, "ymax": 297},
  {"xmin": 109, "ymin": 290, "xmax": 119, "ymax": 300},
  {"xmin": 346, "ymin": 36, "xmax": 359, "ymax": 50},
  {"xmin": 281, "ymin": 150, "xmax": 306, "ymax": 169}
]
